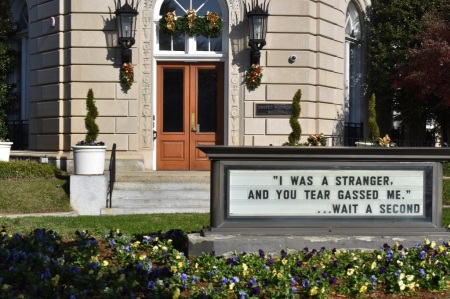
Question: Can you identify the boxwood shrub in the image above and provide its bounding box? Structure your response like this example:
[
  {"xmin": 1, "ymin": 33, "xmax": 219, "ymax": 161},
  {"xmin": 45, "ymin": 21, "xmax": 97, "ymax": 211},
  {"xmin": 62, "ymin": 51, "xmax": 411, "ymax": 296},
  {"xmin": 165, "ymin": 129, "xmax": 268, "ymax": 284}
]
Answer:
[{"xmin": 0, "ymin": 160, "xmax": 60, "ymax": 180}]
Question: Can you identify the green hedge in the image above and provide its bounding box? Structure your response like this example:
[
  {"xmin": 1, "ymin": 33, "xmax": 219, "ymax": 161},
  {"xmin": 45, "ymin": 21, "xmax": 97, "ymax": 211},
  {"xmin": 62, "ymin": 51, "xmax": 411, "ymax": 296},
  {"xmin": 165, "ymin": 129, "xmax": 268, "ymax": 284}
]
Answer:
[{"xmin": 0, "ymin": 160, "xmax": 59, "ymax": 180}]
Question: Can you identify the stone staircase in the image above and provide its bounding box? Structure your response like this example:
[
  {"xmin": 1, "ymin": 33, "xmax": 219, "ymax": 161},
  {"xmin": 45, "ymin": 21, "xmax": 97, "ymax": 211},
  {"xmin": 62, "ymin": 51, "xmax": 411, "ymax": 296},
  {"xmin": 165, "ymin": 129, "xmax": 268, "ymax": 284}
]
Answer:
[{"xmin": 101, "ymin": 170, "xmax": 210, "ymax": 215}]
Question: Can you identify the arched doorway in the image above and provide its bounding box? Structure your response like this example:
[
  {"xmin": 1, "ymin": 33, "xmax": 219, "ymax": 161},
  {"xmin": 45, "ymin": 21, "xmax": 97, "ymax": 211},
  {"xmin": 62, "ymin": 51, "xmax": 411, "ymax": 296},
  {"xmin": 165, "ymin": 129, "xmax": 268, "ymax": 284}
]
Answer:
[{"xmin": 153, "ymin": 0, "xmax": 228, "ymax": 170}]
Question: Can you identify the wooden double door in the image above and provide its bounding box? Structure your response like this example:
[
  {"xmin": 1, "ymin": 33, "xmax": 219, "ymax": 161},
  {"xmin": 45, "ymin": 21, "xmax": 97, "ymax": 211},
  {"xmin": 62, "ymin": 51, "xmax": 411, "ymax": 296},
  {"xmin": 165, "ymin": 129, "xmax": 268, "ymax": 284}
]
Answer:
[{"xmin": 156, "ymin": 62, "xmax": 224, "ymax": 170}]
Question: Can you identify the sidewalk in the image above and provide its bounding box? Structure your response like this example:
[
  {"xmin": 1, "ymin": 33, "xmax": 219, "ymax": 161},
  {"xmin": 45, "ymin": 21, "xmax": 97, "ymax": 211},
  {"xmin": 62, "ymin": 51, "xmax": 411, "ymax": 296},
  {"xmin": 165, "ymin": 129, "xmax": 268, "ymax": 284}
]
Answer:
[{"xmin": 0, "ymin": 211, "xmax": 78, "ymax": 218}]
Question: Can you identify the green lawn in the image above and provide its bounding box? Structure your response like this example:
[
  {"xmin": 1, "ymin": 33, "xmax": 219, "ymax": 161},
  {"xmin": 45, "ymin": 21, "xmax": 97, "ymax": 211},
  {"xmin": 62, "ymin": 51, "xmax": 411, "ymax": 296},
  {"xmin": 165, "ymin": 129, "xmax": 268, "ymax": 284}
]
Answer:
[
  {"xmin": 0, "ymin": 213, "xmax": 210, "ymax": 238},
  {"xmin": 0, "ymin": 178, "xmax": 71, "ymax": 214}
]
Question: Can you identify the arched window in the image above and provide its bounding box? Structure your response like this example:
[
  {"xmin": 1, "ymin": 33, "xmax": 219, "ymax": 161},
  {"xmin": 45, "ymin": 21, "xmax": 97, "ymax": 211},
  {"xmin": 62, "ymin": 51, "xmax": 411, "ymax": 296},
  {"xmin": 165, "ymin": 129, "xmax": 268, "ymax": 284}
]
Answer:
[
  {"xmin": 344, "ymin": 2, "xmax": 362, "ymax": 125},
  {"xmin": 155, "ymin": 0, "xmax": 227, "ymax": 55}
]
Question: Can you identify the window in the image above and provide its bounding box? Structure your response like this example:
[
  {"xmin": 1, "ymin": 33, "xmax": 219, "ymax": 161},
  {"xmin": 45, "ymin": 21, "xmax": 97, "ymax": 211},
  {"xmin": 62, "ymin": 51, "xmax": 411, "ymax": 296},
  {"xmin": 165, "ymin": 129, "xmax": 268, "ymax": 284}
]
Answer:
[
  {"xmin": 156, "ymin": 0, "xmax": 226, "ymax": 54},
  {"xmin": 344, "ymin": 2, "xmax": 362, "ymax": 124}
]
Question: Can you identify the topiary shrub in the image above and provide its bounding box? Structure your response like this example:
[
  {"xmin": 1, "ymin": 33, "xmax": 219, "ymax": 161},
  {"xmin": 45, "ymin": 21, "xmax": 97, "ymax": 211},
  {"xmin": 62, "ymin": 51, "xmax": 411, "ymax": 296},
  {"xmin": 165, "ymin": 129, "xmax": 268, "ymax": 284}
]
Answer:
[
  {"xmin": 368, "ymin": 93, "xmax": 380, "ymax": 141},
  {"xmin": 285, "ymin": 89, "xmax": 302, "ymax": 146},
  {"xmin": 77, "ymin": 88, "xmax": 103, "ymax": 145}
]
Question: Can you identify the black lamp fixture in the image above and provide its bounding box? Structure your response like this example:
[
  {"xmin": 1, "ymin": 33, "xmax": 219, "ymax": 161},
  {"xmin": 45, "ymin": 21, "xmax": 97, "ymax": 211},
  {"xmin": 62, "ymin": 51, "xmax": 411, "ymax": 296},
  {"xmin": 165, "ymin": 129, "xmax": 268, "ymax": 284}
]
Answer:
[
  {"xmin": 245, "ymin": 0, "xmax": 270, "ymax": 65},
  {"xmin": 115, "ymin": 0, "xmax": 139, "ymax": 63}
]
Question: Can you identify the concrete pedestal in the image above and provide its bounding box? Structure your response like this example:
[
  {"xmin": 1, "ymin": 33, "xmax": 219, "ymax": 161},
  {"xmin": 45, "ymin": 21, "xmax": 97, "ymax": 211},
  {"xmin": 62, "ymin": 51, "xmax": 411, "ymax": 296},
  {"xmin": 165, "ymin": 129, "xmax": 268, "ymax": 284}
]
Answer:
[
  {"xmin": 70, "ymin": 175, "xmax": 108, "ymax": 215},
  {"xmin": 188, "ymin": 232, "xmax": 450, "ymax": 257}
]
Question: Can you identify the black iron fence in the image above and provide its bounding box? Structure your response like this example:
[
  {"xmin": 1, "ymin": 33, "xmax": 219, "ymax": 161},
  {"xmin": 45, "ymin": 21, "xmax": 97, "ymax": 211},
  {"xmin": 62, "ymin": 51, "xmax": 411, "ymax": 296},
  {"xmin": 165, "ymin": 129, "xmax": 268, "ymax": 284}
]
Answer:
[{"xmin": 6, "ymin": 120, "xmax": 29, "ymax": 150}]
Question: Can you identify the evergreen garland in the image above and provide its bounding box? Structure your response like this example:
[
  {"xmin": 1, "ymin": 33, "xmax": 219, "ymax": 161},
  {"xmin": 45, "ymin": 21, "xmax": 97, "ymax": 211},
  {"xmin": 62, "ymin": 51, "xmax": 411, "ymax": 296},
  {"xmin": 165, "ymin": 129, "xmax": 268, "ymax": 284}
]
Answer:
[{"xmin": 159, "ymin": 11, "xmax": 223, "ymax": 38}]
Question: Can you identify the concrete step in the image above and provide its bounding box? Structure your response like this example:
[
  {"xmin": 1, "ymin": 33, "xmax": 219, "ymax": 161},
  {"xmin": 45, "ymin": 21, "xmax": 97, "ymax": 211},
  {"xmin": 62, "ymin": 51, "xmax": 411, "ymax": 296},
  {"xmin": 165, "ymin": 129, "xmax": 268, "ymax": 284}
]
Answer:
[
  {"xmin": 106, "ymin": 171, "xmax": 210, "ymax": 215},
  {"xmin": 112, "ymin": 159, "xmax": 146, "ymax": 172},
  {"xmin": 112, "ymin": 190, "xmax": 209, "ymax": 204}
]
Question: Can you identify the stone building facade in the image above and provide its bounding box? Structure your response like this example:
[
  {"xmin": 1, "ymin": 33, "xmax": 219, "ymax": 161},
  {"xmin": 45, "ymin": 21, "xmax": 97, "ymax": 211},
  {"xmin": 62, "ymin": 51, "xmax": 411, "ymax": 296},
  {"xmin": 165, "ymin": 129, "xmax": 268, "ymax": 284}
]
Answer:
[{"xmin": 8, "ymin": 0, "xmax": 370, "ymax": 171}]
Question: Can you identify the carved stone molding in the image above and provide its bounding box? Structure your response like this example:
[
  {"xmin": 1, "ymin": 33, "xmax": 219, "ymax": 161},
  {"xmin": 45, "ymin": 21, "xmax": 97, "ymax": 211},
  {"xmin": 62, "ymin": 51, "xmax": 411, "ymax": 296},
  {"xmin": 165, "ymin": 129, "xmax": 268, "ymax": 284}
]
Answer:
[
  {"xmin": 141, "ymin": 0, "xmax": 154, "ymax": 149},
  {"xmin": 228, "ymin": 0, "xmax": 244, "ymax": 145}
]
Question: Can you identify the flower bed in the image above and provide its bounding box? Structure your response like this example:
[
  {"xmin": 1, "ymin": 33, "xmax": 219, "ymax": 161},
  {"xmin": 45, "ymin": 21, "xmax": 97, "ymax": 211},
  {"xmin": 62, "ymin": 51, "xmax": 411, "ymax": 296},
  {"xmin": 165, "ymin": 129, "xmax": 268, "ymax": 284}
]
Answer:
[{"xmin": 1, "ymin": 228, "xmax": 450, "ymax": 298}]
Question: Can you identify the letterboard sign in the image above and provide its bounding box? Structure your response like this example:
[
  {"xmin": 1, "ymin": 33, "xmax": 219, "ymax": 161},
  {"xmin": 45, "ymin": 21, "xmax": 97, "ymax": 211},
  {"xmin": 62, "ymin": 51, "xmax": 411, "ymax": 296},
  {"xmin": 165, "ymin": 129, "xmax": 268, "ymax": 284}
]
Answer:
[
  {"xmin": 229, "ymin": 169, "xmax": 424, "ymax": 217},
  {"xmin": 197, "ymin": 146, "xmax": 450, "ymax": 234},
  {"xmin": 255, "ymin": 103, "xmax": 292, "ymax": 117}
]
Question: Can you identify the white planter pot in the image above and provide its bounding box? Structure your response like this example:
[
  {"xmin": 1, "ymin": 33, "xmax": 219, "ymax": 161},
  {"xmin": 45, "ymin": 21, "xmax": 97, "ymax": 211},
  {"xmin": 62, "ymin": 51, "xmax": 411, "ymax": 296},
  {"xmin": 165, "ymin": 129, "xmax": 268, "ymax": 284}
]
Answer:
[
  {"xmin": 355, "ymin": 142, "xmax": 374, "ymax": 147},
  {"xmin": 0, "ymin": 142, "xmax": 13, "ymax": 162},
  {"xmin": 72, "ymin": 145, "xmax": 107, "ymax": 175}
]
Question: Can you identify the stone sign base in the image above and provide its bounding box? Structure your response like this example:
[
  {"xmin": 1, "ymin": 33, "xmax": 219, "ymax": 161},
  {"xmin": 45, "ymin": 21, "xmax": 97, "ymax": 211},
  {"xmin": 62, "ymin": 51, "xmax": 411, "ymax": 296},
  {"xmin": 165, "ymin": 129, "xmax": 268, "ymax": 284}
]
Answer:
[{"xmin": 188, "ymin": 231, "xmax": 450, "ymax": 257}]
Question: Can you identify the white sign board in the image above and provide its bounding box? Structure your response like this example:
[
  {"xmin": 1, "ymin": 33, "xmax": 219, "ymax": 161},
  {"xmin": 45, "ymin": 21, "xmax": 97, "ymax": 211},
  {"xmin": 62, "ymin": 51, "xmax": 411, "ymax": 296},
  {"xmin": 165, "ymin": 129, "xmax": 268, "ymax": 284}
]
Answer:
[{"xmin": 229, "ymin": 170, "xmax": 424, "ymax": 217}]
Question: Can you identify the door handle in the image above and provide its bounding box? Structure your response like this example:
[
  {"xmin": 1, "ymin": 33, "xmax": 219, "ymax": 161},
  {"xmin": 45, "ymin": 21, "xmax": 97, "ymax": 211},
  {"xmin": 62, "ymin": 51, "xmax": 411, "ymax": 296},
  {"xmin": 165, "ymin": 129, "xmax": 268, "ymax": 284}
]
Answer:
[{"xmin": 191, "ymin": 113, "xmax": 197, "ymax": 132}]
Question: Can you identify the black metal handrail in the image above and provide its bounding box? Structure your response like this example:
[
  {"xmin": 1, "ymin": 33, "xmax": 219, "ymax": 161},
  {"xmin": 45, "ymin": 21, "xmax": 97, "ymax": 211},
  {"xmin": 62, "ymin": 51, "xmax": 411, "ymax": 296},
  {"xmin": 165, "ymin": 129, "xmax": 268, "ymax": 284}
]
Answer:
[{"xmin": 106, "ymin": 143, "xmax": 117, "ymax": 209}]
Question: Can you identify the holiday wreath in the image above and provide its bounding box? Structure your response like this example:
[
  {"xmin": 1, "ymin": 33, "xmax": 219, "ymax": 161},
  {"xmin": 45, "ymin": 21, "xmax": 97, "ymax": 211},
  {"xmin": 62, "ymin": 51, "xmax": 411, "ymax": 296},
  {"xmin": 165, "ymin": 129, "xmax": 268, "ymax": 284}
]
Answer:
[
  {"xmin": 159, "ymin": 10, "xmax": 223, "ymax": 37},
  {"xmin": 245, "ymin": 64, "xmax": 263, "ymax": 90},
  {"xmin": 120, "ymin": 62, "xmax": 134, "ymax": 89}
]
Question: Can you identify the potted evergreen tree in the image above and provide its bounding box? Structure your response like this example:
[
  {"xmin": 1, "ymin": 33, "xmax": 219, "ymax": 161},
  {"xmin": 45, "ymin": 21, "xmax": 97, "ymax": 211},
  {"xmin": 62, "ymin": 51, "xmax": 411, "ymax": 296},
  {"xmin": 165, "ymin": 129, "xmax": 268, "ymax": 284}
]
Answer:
[
  {"xmin": 282, "ymin": 89, "xmax": 302, "ymax": 146},
  {"xmin": 72, "ymin": 89, "xmax": 107, "ymax": 174},
  {"xmin": 356, "ymin": 93, "xmax": 380, "ymax": 147}
]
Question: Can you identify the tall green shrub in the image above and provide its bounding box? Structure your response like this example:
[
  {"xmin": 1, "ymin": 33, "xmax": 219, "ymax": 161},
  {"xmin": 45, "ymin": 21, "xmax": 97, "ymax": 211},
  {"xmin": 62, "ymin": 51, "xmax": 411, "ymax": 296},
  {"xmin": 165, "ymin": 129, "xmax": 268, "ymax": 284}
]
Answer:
[
  {"xmin": 0, "ymin": 1, "xmax": 16, "ymax": 139},
  {"xmin": 84, "ymin": 89, "xmax": 99, "ymax": 144},
  {"xmin": 287, "ymin": 89, "xmax": 302, "ymax": 145},
  {"xmin": 368, "ymin": 93, "xmax": 380, "ymax": 140}
]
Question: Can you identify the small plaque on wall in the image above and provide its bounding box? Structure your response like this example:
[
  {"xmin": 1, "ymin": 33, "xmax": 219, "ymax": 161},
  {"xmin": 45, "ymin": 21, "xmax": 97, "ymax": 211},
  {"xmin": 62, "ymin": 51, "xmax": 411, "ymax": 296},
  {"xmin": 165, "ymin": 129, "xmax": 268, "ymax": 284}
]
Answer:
[{"xmin": 255, "ymin": 103, "xmax": 292, "ymax": 117}]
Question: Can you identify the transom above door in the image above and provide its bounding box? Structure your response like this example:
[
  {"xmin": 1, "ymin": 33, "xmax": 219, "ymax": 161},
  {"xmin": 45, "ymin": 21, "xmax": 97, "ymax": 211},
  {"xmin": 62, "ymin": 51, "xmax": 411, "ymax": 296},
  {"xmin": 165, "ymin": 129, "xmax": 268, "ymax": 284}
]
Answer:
[
  {"xmin": 155, "ymin": 0, "xmax": 228, "ymax": 55},
  {"xmin": 156, "ymin": 62, "xmax": 224, "ymax": 170}
]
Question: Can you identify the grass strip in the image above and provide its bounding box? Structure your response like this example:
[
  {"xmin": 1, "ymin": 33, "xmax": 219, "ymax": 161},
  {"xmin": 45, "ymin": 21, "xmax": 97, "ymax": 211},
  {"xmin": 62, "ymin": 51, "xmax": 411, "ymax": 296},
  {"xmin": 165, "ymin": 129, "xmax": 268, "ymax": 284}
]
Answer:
[{"xmin": 0, "ymin": 213, "xmax": 210, "ymax": 238}]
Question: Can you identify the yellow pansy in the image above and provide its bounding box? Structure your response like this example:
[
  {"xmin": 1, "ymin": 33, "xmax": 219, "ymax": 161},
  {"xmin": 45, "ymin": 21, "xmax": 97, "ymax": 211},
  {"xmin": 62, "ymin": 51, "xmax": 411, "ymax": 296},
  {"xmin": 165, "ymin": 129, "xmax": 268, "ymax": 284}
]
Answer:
[
  {"xmin": 347, "ymin": 268, "xmax": 355, "ymax": 276},
  {"xmin": 371, "ymin": 261, "xmax": 377, "ymax": 269},
  {"xmin": 139, "ymin": 255, "xmax": 147, "ymax": 261},
  {"xmin": 430, "ymin": 241, "xmax": 436, "ymax": 249},
  {"xmin": 103, "ymin": 260, "xmax": 109, "ymax": 267},
  {"xmin": 310, "ymin": 286, "xmax": 319, "ymax": 296},
  {"xmin": 406, "ymin": 275, "xmax": 414, "ymax": 282},
  {"xmin": 281, "ymin": 258, "xmax": 288, "ymax": 265},
  {"xmin": 229, "ymin": 283, "xmax": 235, "ymax": 290},
  {"xmin": 52, "ymin": 274, "xmax": 60, "ymax": 286},
  {"xmin": 172, "ymin": 287, "xmax": 180, "ymax": 299},
  {"xmin": 359, "ymin": 285, "xmax": 367, "ymax": 293}
]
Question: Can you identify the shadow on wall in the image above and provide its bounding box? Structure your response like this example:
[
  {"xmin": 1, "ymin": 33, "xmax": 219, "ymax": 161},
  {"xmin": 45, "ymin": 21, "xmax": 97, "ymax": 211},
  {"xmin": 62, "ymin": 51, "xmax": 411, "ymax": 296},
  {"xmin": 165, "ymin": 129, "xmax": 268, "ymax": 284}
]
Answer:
[
  {"xmin": 102, "ymin": 13, "xmax": 118, "ymax": 63},
  {"xmin": 332, "ymin": 110, "xmax": 345, "ymax": 146}
]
